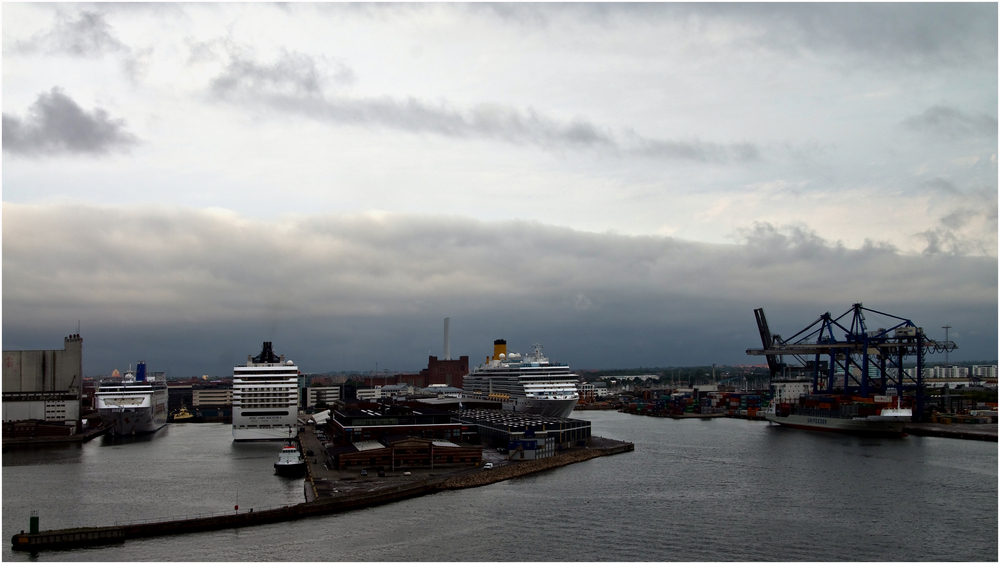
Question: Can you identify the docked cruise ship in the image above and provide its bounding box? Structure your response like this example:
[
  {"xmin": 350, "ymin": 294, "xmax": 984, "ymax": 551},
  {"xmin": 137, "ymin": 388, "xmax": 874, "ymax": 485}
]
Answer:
[
  {"xmin": 96, "ymin": 362, "xmax": 168, "ymax": 435},
  {"xmin": 232, "ymin": 342, "xmax": 300, "ymax": 441},
  {"xmin": 462, "ymin": 340, "xmax": 579, "ymax": 418}
]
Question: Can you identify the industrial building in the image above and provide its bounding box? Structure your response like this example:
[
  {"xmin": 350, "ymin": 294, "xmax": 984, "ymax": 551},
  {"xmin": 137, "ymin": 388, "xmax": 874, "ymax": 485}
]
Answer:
[
  {"xmin": 356, "ymin": 318, "xmax": 471, "ymax": 390},
  {"xmin": 305, "ymin": 386, "xmax": 341, "ymax": 408},
  {"xmin": 325, "ymin": 401, "xmax": 465, "ymax": 444},
  {"xmin": 193, "ymin": 387, "xmax": 233, "ymax": 408},
  {"xmin": 327, "ymin": 437, "xmax": 482, "ymax": 470},
  {"xmin": 2, "ymin": 335, "xmax": 84, "ymax": 435},
  {"xmin": 453, "ymin": 409, "xmax": 592, "ymax": 460}
]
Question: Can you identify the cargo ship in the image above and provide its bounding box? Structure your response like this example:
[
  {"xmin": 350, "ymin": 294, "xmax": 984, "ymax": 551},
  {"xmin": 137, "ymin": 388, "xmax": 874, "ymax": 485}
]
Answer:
[
  {"xmin": 764, "ymin": 394, "xmax": 911, "ymax": 436},
  {"xmin": 462, "ymin": 340, "xmax": 579, "ymax": 418},
  {"xmin": 96, "ymin": 362, "xmax": 168, "ymax": 435}
]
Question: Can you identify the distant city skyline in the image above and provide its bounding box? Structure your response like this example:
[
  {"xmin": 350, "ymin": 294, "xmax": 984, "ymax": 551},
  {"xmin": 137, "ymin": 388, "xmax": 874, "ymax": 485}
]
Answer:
[{"xmin": 4, "ymin": 4, "xmax": 996, "ymax": 378}]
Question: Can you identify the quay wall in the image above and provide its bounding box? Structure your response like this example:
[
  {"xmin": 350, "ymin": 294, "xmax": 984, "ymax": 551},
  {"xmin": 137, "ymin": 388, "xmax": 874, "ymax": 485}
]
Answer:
[
  {"xmin": 12, "ymin": 441, "xmax": 633, "ymax": 552},
  {"xmin": 440, "ymin": 443, "xmax": 633, "ymax": 489}
]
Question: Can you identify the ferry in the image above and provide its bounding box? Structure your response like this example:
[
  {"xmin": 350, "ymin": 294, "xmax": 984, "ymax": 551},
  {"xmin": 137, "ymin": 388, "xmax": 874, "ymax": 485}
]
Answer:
[
  {"xmin": 462, "ymin": 340, "xmax": 579, "ymax": 418},
  {"xmin": 232, "ymin": 342, "xmax": 300, "ymax": 441},
  {"xmin": 96, "ymin": 362, "xmax": 168, "ymax": 435}
]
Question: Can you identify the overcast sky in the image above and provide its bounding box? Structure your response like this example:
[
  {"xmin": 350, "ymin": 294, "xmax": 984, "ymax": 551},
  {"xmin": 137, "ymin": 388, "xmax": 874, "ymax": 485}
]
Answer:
[{"xmin": 3, "ymin": 3, "xmax": 997, "ymax": 377}]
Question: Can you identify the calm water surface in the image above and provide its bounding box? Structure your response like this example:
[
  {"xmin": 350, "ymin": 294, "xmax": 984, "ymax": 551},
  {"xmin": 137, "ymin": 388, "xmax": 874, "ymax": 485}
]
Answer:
[{"xmin": 2, "ymin": 413, "xmax": 997, "ymax": 561}]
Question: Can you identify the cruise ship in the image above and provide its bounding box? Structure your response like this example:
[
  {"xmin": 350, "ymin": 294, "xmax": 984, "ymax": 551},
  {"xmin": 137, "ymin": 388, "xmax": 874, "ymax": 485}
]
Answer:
[
  {"xmin": 96, "ymin": 362, "xmax": 168, "ymax": 435},
  {"xmin": 232, "ymin": 342, "xmax": 300, "ymax": 441},
  {"xmin": 462, "ymin": 340, "xmax": 579, "ymax": 418}
]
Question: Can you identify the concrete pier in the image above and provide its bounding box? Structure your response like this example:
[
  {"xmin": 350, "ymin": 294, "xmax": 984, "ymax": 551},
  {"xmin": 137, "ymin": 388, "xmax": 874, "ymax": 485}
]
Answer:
[
  {"xmin": 11, "ymin": 436, "xmax": 634, "ymax": 552},
  {"xmin": 2, "ymin": 423, "xmax": 110, "ymax": 449}
]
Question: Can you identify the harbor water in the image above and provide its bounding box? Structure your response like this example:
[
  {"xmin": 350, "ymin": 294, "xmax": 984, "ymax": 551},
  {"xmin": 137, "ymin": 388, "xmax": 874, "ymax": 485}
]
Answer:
[{"xmin": 3, "ymin": 412, "xmax": 997, "ymax": 561}]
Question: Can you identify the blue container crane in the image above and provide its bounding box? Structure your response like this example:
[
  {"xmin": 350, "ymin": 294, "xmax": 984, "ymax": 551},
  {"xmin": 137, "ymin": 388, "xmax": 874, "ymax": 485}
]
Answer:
[{"xmin": 747, "ymin": 303, "xmax": 957, "ymax": 421}]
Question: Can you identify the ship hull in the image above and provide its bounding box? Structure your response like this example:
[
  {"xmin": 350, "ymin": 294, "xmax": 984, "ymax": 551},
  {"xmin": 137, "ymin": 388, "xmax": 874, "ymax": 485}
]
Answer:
[
  {"xmin": 96, "ymin": 389, "xmax": 168, "ymax": 436},
  {"xmin": 233, "ymin": 424, "xmax": 298, "ymax": 441},
  {"xmin": 99, "ymin": 404, "xmax": 167, "ymax": 435},
  {"xmin": 274, "ymin": 461, "xmax": 307, "ymax": 478},
  {"xmin": 507, "ymin": 397, "xmax": 579, "ymax": 419},
  {"xmin": 765, "ymin": 412, "xmax": 906, "ymax": 436}
]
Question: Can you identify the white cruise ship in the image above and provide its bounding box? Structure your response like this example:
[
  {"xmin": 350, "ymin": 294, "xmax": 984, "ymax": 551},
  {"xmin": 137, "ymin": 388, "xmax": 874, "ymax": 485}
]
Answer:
[
  {"xmin": 462, "ymin": 340, "xmax": 579, "ymax": 418},
  {"xmin": 96, "ymin": 362, "xmax": 168, "ymax": 435},
  {"xmin": 232, "ymin": 342, "xmax": 300, "ymax": 441}
]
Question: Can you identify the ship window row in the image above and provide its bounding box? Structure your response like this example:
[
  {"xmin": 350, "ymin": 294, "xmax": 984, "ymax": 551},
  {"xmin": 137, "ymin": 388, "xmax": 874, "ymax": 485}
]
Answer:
[
  {"xmin": 235, "ymin": 401, "xmax": 296, "ymax": 405},
  {"xmin": 233, "ymin": 378, "xmax": 296, "ymax": 382}
]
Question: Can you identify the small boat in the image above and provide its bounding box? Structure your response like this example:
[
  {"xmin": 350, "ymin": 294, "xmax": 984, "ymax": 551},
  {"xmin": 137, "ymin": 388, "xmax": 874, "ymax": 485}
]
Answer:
[
  {"xmin": 274, "ymin": 444, "xmax": 307, "ymax": 478},
  {"xmin": 171, "ymin": 406, "xmax": 196, "ymax": 422}
]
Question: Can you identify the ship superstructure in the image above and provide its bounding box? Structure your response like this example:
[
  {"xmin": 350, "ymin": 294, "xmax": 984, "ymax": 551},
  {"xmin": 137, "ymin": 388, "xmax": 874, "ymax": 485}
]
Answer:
[
  {"xmin": 462, "ymin": 340, "xmax": 579, "ymax": 418},
  {"xmin": 96, "ymin": 362, "xmax": 168, "ymax": 435},
  {"xmin": 232, "ymin": 342, "xmax": 300, "ymax": 441}
]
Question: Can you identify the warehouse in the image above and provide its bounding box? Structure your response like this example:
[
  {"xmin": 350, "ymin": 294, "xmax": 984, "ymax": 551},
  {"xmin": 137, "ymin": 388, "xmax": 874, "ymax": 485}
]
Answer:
[
  {"xmin": 453, "ymin": 409, "xmax": 591, "ymax": 460},
  {"xmin": 328, "ymin": 437, "xmax": 482, "ymax": 470},
  {"xmin": 2, "ymin": 335, "xmax": 83, "ymax": 435}
]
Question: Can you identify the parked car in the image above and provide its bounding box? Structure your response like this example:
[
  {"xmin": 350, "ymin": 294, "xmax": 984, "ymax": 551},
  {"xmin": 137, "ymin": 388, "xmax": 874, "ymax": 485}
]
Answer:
[
  {"xmin": 361, "ymin": 469, "xmax": 368, "ymax": 476},
  {"xmin": 377, "ymin": 470, "xmax": 386, "ymax": 477}
]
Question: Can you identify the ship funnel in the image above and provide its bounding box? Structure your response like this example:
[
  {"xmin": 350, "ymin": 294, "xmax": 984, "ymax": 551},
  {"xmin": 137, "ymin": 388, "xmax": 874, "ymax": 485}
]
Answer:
[
  {"xmin": 136, "ymin": 361, "xmax": 147, "ymax": 382},
  {"xmin": 493, "ymin": 339, "xmax": 507, "ymax": 361},
  {"xmin": 444, "ymin": 318, "xmax": 451, "ymax": 361}
]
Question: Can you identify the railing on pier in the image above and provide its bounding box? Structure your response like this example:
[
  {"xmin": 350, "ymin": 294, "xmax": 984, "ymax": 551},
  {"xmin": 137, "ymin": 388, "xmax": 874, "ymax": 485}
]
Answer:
[{"xmin": 112, "ymin": 503, "xmax": 294, "ymax": 527}]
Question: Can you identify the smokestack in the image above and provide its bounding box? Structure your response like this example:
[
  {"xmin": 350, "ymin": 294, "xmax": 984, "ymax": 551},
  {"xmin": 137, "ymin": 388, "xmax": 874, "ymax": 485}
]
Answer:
[{"xmin": 444, "ymin": 317, "xmax": 451, "ymax": 360}]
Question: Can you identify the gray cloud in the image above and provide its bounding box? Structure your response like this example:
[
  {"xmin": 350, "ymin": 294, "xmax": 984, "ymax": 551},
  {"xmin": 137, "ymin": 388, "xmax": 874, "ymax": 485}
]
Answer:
[
  {"xmin": 206, "ymin": 49, "xmax": 756, "ymax": 162},
  {"xmin": 3, "ymin": 88, "xmax": 139, "ymax": 156},
  {"xmin": 902, "ymin": 106, "xmax": 999, "ymax": 141},
  {"xmin": 4, "ymin": 204, "xmax": 995, "ymax": 376},
  {"xmin": 466, "ymin": 3, "xmax": 998, "ymax": 69},
  {"xmin": 630, "ymin": 135, "xmax": 760, "ymax": 163},
  {"xmin": 210, "ymin": 49, "xmax": 352, "ymax": 98},
  {"xmin": 728, "ymin": 3, "xmax": 998, "ymax": 69},
  {"xmin": 917, "ymin": 185, "xmax": 998, "ymax": 256},
  {"xmin": 14, "ymin": 10, "xmax": 127, "ymax": 57}
]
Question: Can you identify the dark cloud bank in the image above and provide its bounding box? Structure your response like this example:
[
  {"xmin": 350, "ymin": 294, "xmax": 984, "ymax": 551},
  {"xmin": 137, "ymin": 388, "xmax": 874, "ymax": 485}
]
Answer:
[{"xmin": 4, "ymin": 205, "xmax": 995, "ymax": 377}]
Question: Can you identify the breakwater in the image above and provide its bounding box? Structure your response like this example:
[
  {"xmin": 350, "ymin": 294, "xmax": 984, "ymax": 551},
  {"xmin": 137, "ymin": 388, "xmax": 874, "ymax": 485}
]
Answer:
[
  {"xmin": 10, "ymin": 439, "xmax": 633, "ymax": 552},
  {"xmin": 2, "ymin": 424, "xmax": 109, "ymax": 449}
]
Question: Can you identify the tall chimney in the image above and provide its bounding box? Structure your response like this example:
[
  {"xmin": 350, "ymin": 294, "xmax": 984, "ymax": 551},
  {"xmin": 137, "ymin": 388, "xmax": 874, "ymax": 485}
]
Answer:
[{"xmin": 444, "ymin": 317, "xmax": 451, "ymax": 360}]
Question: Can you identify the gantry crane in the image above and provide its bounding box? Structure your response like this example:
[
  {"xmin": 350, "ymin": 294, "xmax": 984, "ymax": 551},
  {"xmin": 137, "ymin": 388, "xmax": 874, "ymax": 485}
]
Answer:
[{"xmin": 746, "ymin": 303, "xmax": 957, "ymax": 421}]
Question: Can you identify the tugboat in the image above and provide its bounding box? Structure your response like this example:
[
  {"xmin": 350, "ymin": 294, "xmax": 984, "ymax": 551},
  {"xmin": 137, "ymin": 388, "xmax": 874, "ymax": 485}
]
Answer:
[
  {"xmin": 170, "ymin": 406, "xmax": 196, "ymax": 422},
  {"xmin": 274, "ymin": 443, "xmax": 307, "ymax": 478}
]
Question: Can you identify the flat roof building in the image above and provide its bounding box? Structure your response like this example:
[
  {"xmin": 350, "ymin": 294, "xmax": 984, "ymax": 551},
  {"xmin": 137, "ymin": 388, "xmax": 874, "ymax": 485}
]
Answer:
[
  {"xmin": 326, "ymin": 401, "xmax": 465, "ymax": 444},
  {"xmin": 2, "ymin": 335, "xmax": 83, "ymax": 434},
  {"xmin": 453, "ymin": 409, "xmax": 591, "ymax": 459}
]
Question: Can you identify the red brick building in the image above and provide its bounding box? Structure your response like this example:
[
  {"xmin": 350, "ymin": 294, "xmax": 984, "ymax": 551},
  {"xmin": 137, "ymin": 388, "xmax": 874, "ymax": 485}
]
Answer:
[{"xmin": 359, "ymin": 355, "xmax": 469, "ymax": 389}]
